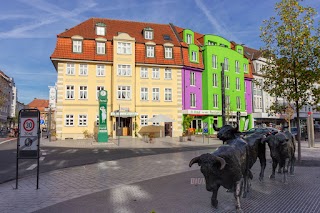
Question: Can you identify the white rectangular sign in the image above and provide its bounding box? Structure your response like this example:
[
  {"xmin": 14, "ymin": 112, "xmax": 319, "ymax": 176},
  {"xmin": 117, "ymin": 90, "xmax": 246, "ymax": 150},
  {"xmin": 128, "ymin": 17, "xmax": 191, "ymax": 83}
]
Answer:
[
  {"xmin": 19, "ymin": 117, "xmax": 39, "ymax": 151},
  {"xmin": 19, "ymin": 136, "xmax": 38, "ymax": 151}
]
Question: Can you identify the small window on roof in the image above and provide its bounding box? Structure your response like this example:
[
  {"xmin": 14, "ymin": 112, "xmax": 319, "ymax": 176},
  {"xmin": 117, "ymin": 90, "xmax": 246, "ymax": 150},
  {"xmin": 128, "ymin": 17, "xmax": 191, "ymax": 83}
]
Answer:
[
  {"xmin": 163, "ymin": 34, "xmax": 171, "ymax": 41},
  {"xmin": 96, "ymin": 22, "xmax": 106, "ymax": 36},
  {"xmin": 144, "ymin": 27, "xmax": 153, "ymax": 40}
]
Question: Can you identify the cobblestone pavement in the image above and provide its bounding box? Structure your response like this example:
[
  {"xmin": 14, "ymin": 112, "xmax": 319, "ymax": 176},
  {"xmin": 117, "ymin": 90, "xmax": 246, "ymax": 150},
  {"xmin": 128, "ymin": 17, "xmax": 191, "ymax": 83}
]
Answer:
[{"xmin": 0, "ymin": 140, "xmax": 319, "ymax": 213}]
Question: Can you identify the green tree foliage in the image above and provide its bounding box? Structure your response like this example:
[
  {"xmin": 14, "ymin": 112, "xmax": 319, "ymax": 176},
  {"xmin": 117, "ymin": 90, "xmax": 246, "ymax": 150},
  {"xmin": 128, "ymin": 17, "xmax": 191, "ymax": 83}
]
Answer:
[{"xmin": 260, "ymin": 0, "xmax": 320, "ymax": 162}]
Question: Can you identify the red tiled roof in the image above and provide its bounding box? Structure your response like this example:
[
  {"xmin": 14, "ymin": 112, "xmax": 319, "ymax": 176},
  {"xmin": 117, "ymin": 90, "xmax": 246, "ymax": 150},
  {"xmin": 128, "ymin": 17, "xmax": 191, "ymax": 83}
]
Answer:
[{"xmin": 27, "ymin": 99, "xmax": 49, "ymax": 112}]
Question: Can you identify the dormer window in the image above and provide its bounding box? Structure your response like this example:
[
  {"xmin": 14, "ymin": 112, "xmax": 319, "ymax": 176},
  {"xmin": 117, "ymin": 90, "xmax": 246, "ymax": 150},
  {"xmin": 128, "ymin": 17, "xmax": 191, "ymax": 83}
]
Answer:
[
  {"xmin": 237, "ymin": 48, "xmax": 242, "ymax": 54},
  {"xmin": 71, "ymin": 35, "xmax": 83, "ymax": 53},
  {"xmin": 96, "ymin": 22, "xmax": 106, "ymax": 36},
  {"xmin": 186, "ymin": 34, "xmax": 192, "ymax": 44},
  {"xmin": 208, "ymin": 41, "xmax": 217, "ymax": 46},
  {"xmin": 144, "ymin": 27, "xmax": 153, "ymax": 40}
]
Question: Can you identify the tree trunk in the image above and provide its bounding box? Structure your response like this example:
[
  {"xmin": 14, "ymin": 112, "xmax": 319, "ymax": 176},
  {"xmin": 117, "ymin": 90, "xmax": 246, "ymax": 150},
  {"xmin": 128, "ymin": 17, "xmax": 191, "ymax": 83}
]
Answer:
[{"xmin": 295, "ymin": 100, "xmax": 301, "ymax": 163}]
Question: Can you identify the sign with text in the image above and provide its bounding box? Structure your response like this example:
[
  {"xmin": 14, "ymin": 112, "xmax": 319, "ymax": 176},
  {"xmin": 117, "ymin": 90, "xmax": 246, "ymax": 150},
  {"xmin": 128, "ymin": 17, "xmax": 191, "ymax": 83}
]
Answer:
[{"xmin": 17, "ymin": 109, "xmax": 40, "ymax": 158}]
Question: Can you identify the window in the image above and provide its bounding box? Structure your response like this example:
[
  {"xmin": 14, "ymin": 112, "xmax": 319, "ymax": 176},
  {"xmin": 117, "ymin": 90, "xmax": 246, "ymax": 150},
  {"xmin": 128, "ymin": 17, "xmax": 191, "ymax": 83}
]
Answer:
[
  {"xmin": 190, "ymin": 93, "xmax": 196, "ymax": 107},
  {"xmin": 144, "ymin": 30, "xmax": 153, "ymax": 39},
  {"xmin": 96, "ymin": 86, "xmax": 104, "ymax": 99},
  {"xmin": 152, "ymin": 68, "xmax": 160, "ymax": 79},
  {"xmin": 65, "ymin": 114, "xmax": 74, "ymax": 126},
  {"xmin": 152, "ymin": 115, "xmax": 160, "ymax": 126},
  {"xmin": 165, "ymin": 47, "xmax": 172, "ymax": 59},
  {"xmin": 146, "ymin": 45, "xmax": 155, "ymax": 57},
  {"xmin": 96, "ymin": 42, "xmax": 105, "ymax": 54},
  {"xmin": 79, "ymin": 86, "xmax": 88, "ymax": 99},
  {"xmin": 226, "ymin": 95, "xmax": 230, "ymax": 107},
  {"xmin": 235, "ymin": 61, "xmax": 240, "ymax": 73},
  {"xmin": 236, "ymin": 78, "xmax": 240, "ymax": 90},
  {"xmin": 244, "ymin": 64, "xmax": 248, "ymax": 73},
  {"xmin": 140, "ymin": 67, "xmax": 148, "ymax": 78},
  {"xmin": 72, "ymin": 40, "xmax": 82, "ymax": 53},
  {"xmin": 224, "ymin": 58, "xmax": 229, "ymax": 70},
  {"xmin": 164, "ymin": 88, "xmax": 172, "ymax": 101},
  {"xmin": 208, "ymin": 41, "xmax": 217, "ymax": 45},
  {"xmin": 140, "ymin": 87, "xmax": 148, "ymax": 101},
  {"xmin": 163, "ymin": 35, "xmax": 171, "ymax": 40},
  {"xmin": 225, "ymin": 76, "xmax": 230, "ymax": 89},
  {"xmin": 212, "ymin": 73, "xmax": 218, "ymax": 87},
  {"xmin": 212, "ymin": 55, "xmax": 217, "ymax": 69},
  {"xmin": 140, "ymin": 115, "xmax": 148, "ymax": 126},
  {"xmin": 164, "ymin": 68, "xmax": 172, "ymax": 79},
  {"xmin": 152, "ymin": 88, "xmax": 160, "ymax": 101},
  {"xmin": 213, "ymin": 94, "xmax": 218, "ymax": 108},
  {"xmin": 66, "ymin": 85, "xmax": 74, "ymax": 99},
  {"xmin": 117, "ymin": 64, "xmax": 131, "ymax": 76},
  {"xmin": 96, "ymin": 25, "xmax": 105, "ymax": 36},
  {"xmin": 79, "ymin": 64, "xmax": 88, "ymax": 76},
  {"xmin": 117, "ymin": 86, "xmax": 131, "ymax": 100},
  {"xmin": 186, "ymin": 34, "xmax": 192, "ymax": 44},
  {"xmin": 96, "ymin": 65, "xmax": 105, "ymax": 76},
  {"xmin": 78, "ymin": 115, "xmax": 87, "ymax": 126},
  {"xmin": 192, "ymin": 51, "xmax": 197, "ymax": 62},
  {"xmin": 237, "ymin": 48, "xmax": 242, "ymax": 54},
  {"xmin": 66, "ymin": 63, "xmax": 75, "ymax": 75},
  {"xmin": 190, "ymin": 72, "xmax": 196, "ymax": 86},
  {"xmin": 236, "ymin": 97, "xmax": 241, "ymax": 109},
  {"xmin": 117, "ymin": 42, "xmax": 131, "ymax": 54}
]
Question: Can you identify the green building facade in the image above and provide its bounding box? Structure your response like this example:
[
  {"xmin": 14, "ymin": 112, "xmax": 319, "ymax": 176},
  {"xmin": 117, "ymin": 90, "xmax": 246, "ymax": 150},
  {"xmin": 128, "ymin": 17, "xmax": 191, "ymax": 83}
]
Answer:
[{"xmin": 201, "ymin": 35, "xmax": 249, "ymax": 134}]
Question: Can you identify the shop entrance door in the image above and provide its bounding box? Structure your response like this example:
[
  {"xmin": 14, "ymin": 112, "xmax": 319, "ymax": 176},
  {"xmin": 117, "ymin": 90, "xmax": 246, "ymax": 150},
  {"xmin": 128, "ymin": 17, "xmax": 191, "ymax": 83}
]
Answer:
[
  {"xmin": 116, "ymin": 117, "xmax": 132, "ymax": 136},
  {"xmin": 165, "ymin": 122, "xmax": 172, "ymax": 137}
]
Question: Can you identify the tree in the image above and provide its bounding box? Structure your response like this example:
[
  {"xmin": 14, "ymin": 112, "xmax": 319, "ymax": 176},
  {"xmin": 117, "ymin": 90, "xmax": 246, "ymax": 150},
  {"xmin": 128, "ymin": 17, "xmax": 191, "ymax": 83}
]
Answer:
[{"xmin": 260, "ymin": 0, "xmax": 320, "ymax": 162}]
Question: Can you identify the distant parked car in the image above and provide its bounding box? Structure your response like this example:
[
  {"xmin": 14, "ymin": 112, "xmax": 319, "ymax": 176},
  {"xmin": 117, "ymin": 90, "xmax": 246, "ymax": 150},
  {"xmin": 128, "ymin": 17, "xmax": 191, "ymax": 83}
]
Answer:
[{"xmin": 242, "ymin": 127, "xmax": 279, "ymax": 136}]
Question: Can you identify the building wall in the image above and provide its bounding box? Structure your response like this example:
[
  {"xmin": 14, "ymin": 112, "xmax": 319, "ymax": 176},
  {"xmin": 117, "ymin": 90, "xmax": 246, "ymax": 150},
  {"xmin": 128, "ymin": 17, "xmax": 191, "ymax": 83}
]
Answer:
[
  {"xmin": 245, "ymin": 79, "xmax": 253, "ymax": 114},
  {"xmin": 182, "ymin": 67, "xmax": 202, "ymax": 110}
]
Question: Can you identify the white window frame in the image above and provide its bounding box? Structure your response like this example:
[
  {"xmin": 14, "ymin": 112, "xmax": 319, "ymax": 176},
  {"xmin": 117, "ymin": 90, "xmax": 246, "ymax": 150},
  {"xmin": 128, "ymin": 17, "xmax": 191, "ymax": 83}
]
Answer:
[
  {"xmin": 190, "ymin": 72, "xmax": 196, "ymax": 86},
  {"xmin": 190, "ymin": 93, "xmax": 196, "ymax": 108},
  {"xmin": 244, "ymin": 64, "xmax": 248, "ymax": 73},
  {"xmin": 213, "ymin": 94, "xmax": 218, "ymax": 108},
  {"xmin": 225, "ymin": 76, "xmax": 230, "ymax": 89},
  {"xmin": 117, "ymin": 42, "xmax": 131, "ymax": 54},
  {"xmin": 96, "ymin": 65, "xmax": 105, "ymax": 76},
  {"xmin": 236, "ymin": 96, "xmax": 241, "ymax": 109},
  {"xmin": 96, "ymin": 26, "xmax": 105, "ymax": 36},
  {"xmin": 164, "ymin": 88, "xmax": 172, "ymax": 101},
  {"xmin": 212, "ymin": 54, "xmax": 217, "ymax": 69},
  {"xmin": 66, "ymin": 63, "xmax": 75, "ymax": 75},
  {"xmin": 78, "ymin": 114, "xmax": 87, "ymax": 126},
  {"xmin": 235, "ymin": 60, "xmax": 240, "ymax": 73},
  {"xmin": 65, "ymin": 114, "xmax": 74, "ymax": 126},
  {"xmin": 79, "ymin": 64, "xmax": 88, "ymax": 76},
  {"xmin": 117, "ymin": 86, "xmax": 131, "ymax": 100},
  {"xmin": 140, "ymin": 67, "xmax": 148, "ymax": 78},
  {"xmin": 79, "ymin": 86, "xmax": 88, "ymax": 99},
  {"xmin": 236, "ymin": 78, "xmax": 240, "ymax": 90},
  {"xmin": 144, "ymin": 31, "xmax": 153, "ymax": 39},
  {"xmin": 213, "ymin": 73, "xmax": 218, "ymax": 87},
  {"xmin": 224, "ymin": 58, "xmax": 229, "ymax": 70},
  {"xmin": 140, "ymin": 87, "xmax": 148, "ymax": 101},
  {"xmin": 186, "ymin": 34, "xmax": 192, "ymax": 44},
  {"xmin": 152, "ymin": 88, "xmax": 160, "ymax": 101},
  {"xmin": 140, "ymin": 115, "xmax": 148, "ymax": 126},
  {"xmin": 226, "ymin": 95, "xmax": 230, "ymax": 107},
  {"xmin": 165, "ymin": 47, "xmax": 173, "ymax": 59},
  {"xmin": 146, "ymin": 45, "xmax": 155, "ymax": 58},
  {"xmin": 164, "ymin": 68, "xmax": 172, "ymax": 80},
  {"xmin": 96, "ymin": 42, "xmax": 106, "ymax": 54},
  {"xmin": 117, "ymin": 64, "xmax": 131, "ymax": 76},
  {"xmin": 152, "ymin": 115, "xmax": 160, "ymax": 126},
  {"xmin": 66, "ymin": 85, "xmax": 74, "ymax": 99},
  {"xmin": 152, "ymin": 68, "xmax": 160, "ymax": 79},
  {"xmin": 96, "ymin": 86, "xmax": 104, "ymax": 100},
  {"xmin": 72, "ymin": 40, "xmax": 82, "ymax": 53},
  {"xmin": 192, "ymin": 51, "xmax": 197, "ymax": 61}
]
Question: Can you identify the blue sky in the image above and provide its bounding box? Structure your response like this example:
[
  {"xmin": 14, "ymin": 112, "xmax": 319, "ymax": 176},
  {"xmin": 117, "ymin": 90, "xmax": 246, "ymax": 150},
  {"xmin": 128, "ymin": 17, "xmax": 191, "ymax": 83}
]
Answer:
[{"xmin": 0, "ymin": 0, "xmax": 319, "ymax": 105}]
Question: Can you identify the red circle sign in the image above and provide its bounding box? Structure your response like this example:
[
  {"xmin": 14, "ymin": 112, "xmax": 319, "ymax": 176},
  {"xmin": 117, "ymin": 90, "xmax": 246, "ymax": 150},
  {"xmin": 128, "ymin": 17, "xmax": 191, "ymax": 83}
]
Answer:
[{"xmin": 23, "ymin": 119, "xmax": 35, "ymax": 132}]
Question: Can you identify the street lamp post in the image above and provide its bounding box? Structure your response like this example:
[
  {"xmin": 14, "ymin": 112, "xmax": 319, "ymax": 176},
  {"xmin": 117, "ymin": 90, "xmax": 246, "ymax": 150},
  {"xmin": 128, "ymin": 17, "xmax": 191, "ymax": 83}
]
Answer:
[{"xmin": 221, "ymin": 63, "xmax": 226, "ymax": 126}]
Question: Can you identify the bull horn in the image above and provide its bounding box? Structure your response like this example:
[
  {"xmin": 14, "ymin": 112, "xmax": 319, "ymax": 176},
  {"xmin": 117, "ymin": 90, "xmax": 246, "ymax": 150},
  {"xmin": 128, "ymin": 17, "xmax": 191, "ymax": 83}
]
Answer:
[
  {"xmin": 212, "ymin": 123, "xmax": 220, "ymax": 131},
  {"xmin": 214, "ymin": 156, "xmax": 226, "ymax": 170},
  {"xmin": 189, "ymin": 156, "xmax": 200, "ymax": 167}
]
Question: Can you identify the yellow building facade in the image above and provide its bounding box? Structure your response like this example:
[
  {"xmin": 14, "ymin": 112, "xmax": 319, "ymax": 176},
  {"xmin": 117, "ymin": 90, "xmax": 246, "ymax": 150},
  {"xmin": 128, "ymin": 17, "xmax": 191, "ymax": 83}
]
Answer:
[{"xmin": 51, "ymin": 18, "xmax": 184, "ymax": 140}]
